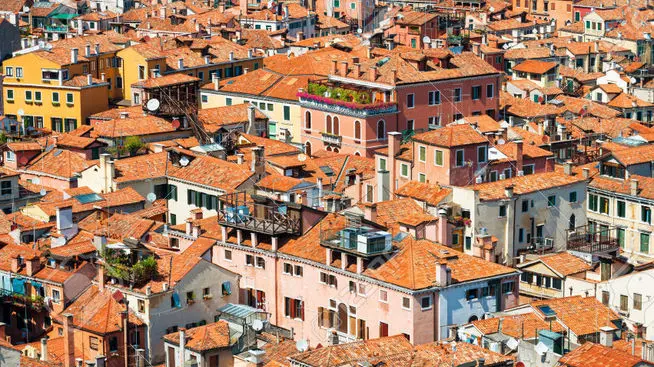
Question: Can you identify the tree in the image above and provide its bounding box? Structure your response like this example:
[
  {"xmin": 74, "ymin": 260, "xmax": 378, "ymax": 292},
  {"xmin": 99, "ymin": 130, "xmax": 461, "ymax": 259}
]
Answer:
[{"xmin": 124, "ymin": 136, "xmax": 145, "ymax": 156}]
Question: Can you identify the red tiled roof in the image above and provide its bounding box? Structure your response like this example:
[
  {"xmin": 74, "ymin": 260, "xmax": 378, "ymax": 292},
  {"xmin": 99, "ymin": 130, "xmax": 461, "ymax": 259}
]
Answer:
[
  {"xmin": 531, "ymin": 296, "xmax": 620, "ymax": 337},
  {"xmin": 163, "ymin": 321, "xmax": 231, "ymax": 352},
  {"xmin": 513, "ymin": 60, "xmax": 557, "ymax": 74},
  {"xmin": 559, "ymin": 342, "xmax": 644, "ymax": 367},
  {"xmin": 412, "ymin": 123, "xmax": 488, "ymax": 147},
  {"xmin": 469, "ymin": 171, "xmax": 586, "ymax": 201}
]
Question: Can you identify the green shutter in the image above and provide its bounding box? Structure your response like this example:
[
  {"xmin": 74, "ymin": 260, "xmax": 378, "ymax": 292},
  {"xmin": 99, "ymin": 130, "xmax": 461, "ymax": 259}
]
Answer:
[{"xmin": 187, "ymin": 189, "xmax": 193, "ymax": 204}]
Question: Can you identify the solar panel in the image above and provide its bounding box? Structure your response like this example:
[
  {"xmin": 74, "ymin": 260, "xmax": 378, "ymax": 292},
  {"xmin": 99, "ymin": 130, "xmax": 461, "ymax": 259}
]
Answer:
[
  {"xmin": 74, "ymin": 193, "xmax": 103, "ymax": 204},
  {"xmin": 319, "ymin": 165, "xmax": 334, "ymax": 176}
]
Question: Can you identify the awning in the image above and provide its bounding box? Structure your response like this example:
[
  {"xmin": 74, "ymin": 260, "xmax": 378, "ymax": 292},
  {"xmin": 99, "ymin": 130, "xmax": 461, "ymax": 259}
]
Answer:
[
  {"xmin": 51, "ymin": 13, "xmax": 77, "ymax": 20},
  {"xmin": 11, "ymin": 278, "xmax": 25, "ymax": 295}
]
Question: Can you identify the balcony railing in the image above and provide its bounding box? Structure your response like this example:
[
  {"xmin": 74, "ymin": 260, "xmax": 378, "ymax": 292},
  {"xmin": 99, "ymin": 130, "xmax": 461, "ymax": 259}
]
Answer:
[
  {"xmin": 0, "ymin": 289, "xmax": 45, "ymax": 310},
  {"xmin": 321, "ymin": 132, "xmax": 342, "ymax": 147},
  {"xmin": 298, "ymin": 92, "xmax": 398, "ymax": 118},
  {"xmin": 566, "ymin": 225, "xmax": 620, "ymax": 254},
  {"xmin": 45, "ymin": 25, "xmax": 69, "ymax": 32}
]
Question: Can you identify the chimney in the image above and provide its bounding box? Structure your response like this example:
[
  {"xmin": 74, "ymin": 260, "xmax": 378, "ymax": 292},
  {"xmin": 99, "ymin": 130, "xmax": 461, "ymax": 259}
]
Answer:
[
  {"xmin": 185, "ymin": 219, "xmax": 193, "ymax": 236},
  {"xmin": 247, "ymin": 49, "xmax": 253, "ymax": 58},
  {"xmin": 387, "ymin": 131, "xmax": 402, "ymax": 193},
  {"xmin": 353, "ymin": 63, "xmax": 361, "ymax": 77},
  {"xmin": 240, "ymin": 0, "xmax": 248, "ymax": 14},
  {"xmin": 236, "ymin": 153, "xmax": 244, "ymax": 165},
  {"xmin": 25, "ymin": 256, "xmax": 40, "ymax": 276},
  {"xmin": 250, "ymin": 146, "xmax": 265, "ymax": 175},
  {"xmin": 101, "ymin": 73, "xmax": 105, "ymax": 81},
  {"xmin": 97, "ymin": 262, "xmax": 105, "ymax": 291},
  {"xmin": 160, "ymin": 7, "xmax": 166, "ymax": 19},
  {"xmin": 515, "ymin": 140, "xmax": 523, "ymax": 173},
  {"xmin": 85, "ymin": 43, "xmax": 91, "ymax": 57},
  {"xmin": 212, "ymin": 74, "xmax": 220, "ymax": 90},
  {"xmin": 339, "ymin": 61, "xmax": 348, "ymax": 76},
  {"xmin": 204, "ymin": 55, "xmax": 211, "ymax": 64},
  {"xmin": 63, "ymin": 313, "xmax": 75, "ymax": 367},
  {"xmin": 390, "ymin": 69, "xmax": 397, "ymax": 84},
  {"xmin": 297, "ymin": 31, "xmax": 304, "ymax": 41},
  {"xmin": 99, "ymin": 153, "xmax": 114, "ymax": 193},
  {"xmin": 71, "ymin": 48, "xmax": 79, "ymax": 63},
  {"xmin": 177, "ymin": 58, "xmax": 184, "ymax": 69},
  {"xmin": 119, "ymin": 112, "xmax": 129, "ymax": 119},
  {"xmin": 247, "ymin": 105, "xmax": 256, "ymax": 134},
  {"xmin": 504, "ymin": 185, "xmax": 514, "ymax": 198},
  {"xmin": 56, "ymin": 205, "xmax": 74, "ymax": 234},
  {"xmin": 244, "ymin": 68, "xmax": 249, "ymax": 74},
  {"xmin": 368, "ymin": 66, "xmax": 378, "ymax": 81},
  {"xmin": 229, "ymin": 51, "xmax": 234, "ymax": 61},
  {"xmin": 363, "ymin": 203, "xmax": 377, "ymax": 222},
  {"xmin": 10, "ymin": 256, "xmax": 20, "ymax": 273},
  {"xmin": 41, "ymin": 337, "xmax": 48, "ymax": 361},
  {"xmin": 435, "ymin": 260, "xmax": 450, "ymax": 286},
  {"xmin": 95, "ymin": 43, "xmax": 100, "ymax": 55},
  {"xmin": 631, "ymin": 179, "xmax": 639, "ymax": 195},
  {"xmin": 437, "ymin": 208, "xmax": 448, "ymax": 245},
  {"xmin": 563, "ymin": 161, "xmax": 573, "ymax": 175},
  {"xmin": 582, "ymin": 167, "xmax": 590, "ymax": 179},
  {"xmin": 178, "ymin": 328, "xmax": 186, "ymax": 364},
  {"xmin": 330, "ymin": 59, "xmax": 338, "ymax": 75},
  {"xmin": 87, "ymin": 74, "xmax": 93, "ymax": 86},
  {"xmin": 599, "ymin": 326, "xmax": 614, "ymax": 347}
]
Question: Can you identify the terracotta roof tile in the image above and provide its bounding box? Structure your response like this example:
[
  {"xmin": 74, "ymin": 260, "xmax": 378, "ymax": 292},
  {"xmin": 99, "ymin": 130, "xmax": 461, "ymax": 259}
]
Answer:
[
  {"xmin": 133, "ymin": 73, "xmax": 200, "ymax": 88},
  {"xmin": 164, "ymin": 321, "xmax": 231, "ymax": 352},
  {"xmin": 472, "ymin": 312, "xmax": 565, "ymax": 339},
  {"xmin": 199, "ymin": 104, "xmax": 267, "ymax": 132},
  {"xmin": 513, "ymin": 60, "xmax": 557, "ymax": 74},
  {"xmin": 559, "ymin": 342, "xmax": 644, "ymax": 367},
  {"xmin": 25, "ymin": 148, "xmax": 95, "ymax": 179},
  {"xmin": 412, "ymin": 123, "xmax": 488, "ymax": 147},
  {"xmin": 469, "ymin": 171, "xmax": 586, "ymax": 201},
  {"xmin": 522, "ymin": 252, "xmax": 592, "ymax": 276},
  {"xmin": 531, "ymin": 296, "xmax": 620, "ymax": 336},
  {"xmin": 91, "ymin": 114, "xmax": 177, "ymax": 138},
  {"xmin": 167, "ymin": 154, "xmax": 254, "ymax": 192},
  {"xmin": 395, "ymin": 182, "xmax": 451, "ymax": 207},
  {"xmin": 609, "ymin": 144, "xmax": 654, "ymax": 166}
]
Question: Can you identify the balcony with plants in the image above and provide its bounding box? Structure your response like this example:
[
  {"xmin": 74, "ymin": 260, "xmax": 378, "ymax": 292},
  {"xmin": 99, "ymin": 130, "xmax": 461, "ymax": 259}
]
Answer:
[
  {"xmin": 103, "ymin": 249, "xmax": 159, "ymax": 287},
  {"xmin": 298, "ymin": 81, "xmax": 398, "ymax": 117}
]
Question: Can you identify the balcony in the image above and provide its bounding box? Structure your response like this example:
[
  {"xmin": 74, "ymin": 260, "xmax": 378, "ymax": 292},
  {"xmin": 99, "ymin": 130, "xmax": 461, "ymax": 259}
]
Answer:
[
  {"xmin": 0, "ymin": 289, "xmax": 45, "ymax": 311},
  {"xmin": 566, "ymin": 225, "xmax": 620, "ymax": 255},
  {"xmin": 298, "ymin": 81, "xmax": 398, "ymax": 118},
  {"xmin": 321, "ymin": 132, "xmax": 342, "ymax": 147},
  {"xmin": 45, "ymin": 25, "xmax": 69, "ymax": 33},
  {"xmin": 217, "ymin": 192, "xmax": 302, "ymax": 236},
  {"xmin": 319, "ymin": 212, "xmax": 393, "ymax": 258}
]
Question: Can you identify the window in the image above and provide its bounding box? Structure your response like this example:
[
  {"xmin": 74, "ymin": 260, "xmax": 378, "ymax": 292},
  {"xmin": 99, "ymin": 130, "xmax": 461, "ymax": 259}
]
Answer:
[
  {"xmin": 617, "ymin": 200, "xmax": 626, "ymax": 218},
  {"xmin": 418, "ymin": 146, "xmax": 426, "ymax": 162},
  {"xmin": 620, "ymin": 294, "xmax": 629, "ymax": 311},
  {"xmin": 51, "ymin": 91, "xmax": 60, "ymax": 104},
  {"xmin": 284, "ymin": 297, "xmax": 304, "ymax": 320},
  {"xmin": 634, "ymin": 293, "xmax": 643, "ymax": 311},
  {"xmin": 521, "ymin": 200, "xmax": 529, "ymax": 212},
  {"xmin": 255, "ymin": 256, "xmax": 265, "ymax": 269},
  {"xmin": 52, "ymin": 289, "xmax": 61, "ymax": 302},
  {"xmin": 588, "ymin": 194, "xmax": 598, "ymax": 211},
  {"xmin": 138, "ymin": 65, "xmax": 145, "ymax": 79},
  {"xmin": 617, "ymin": 228, "xmax": 625, "ymax": 248},
  {"xmin": 226, "ymin": 97, "xmax": 232, "ymax": 106},
  {"xmin": 377, "ymin": 120, "xmax": 385, "ymax": 139},
  {"xmin": 66, "ymin": 93, "xmax": 74, "ymax": 104},
  {"xmin": 294, "ymin": 265, "xmax": 303, "ymax": 277},
  {"xmin": 499, "ymin": 205, "xmax": 506, "ymax": 217},
  {"xmin": 89, "ymin": 336, "xmax": 99, "ymax": 351},
  {"xmin": 428, "ymin": 116, "xmax": 440, "ymax": 128},
  {"xmin": 428, "ymin": 90, "xmax": 441, "ymax": 105},
  {"xmin": 454, "ymin": 88, "xmax": 462, "ymax": 102},
  {"xmin": 501, "ymin": 281, "xmax": 514, "ymax": 294},
  {"xmin": 201, "ymin": 94, "xmax": 208, "ymax": 103},
  {"xmin": 641, "ymin": 233, "xmax": 650, "ymax": 253},
  {"xmin": 602, "ymin": 291, "xmax": 610, "ymax": 305},
  {"xmin": 109, "ymin": 337, "xmax": 118, "ymax": 352},
  {"xmin": 138, "ymin": 299, "xmax": 145, "ymax": 313},
  {"xmin": 642, "ymin": 206, "xmax": 652, "ymax": 224},
  {"xmin": 599, "ymin": 197, "xmax": 609, "ymax": 215},
  {"xmin": 486, "ymin": 84, "xmax": 494, "ymax": 98},
  {"xmin": 519, "ymin": 228, "xmax": 524, "ymax": 243},
  {"xmin": 418, "ymin": 173, "xmax": 426, "ymax": 183},
  {"xmin": 400, "ymin": 163, "xmax": 409, "ymax": 177},
  {"xmin": 25, "ymin": 90, "xmax": 32, "ymax": 102},
  {"xmin": 552, "ymin": 278, "xmax": 562, "ymax": 290},
  {"xmin": 434, "ymin": 150, "xmax": 443, "ymax": 166},
  {"xmin": 379, "ymin": 158, "xmax": 386, "ymax": 171},
  {"xmin": 420, "ymin": 296, "xmax": 432, "ymax": 310},
  {"xmin": 116, "ymin": 77, "xmax": 123, "ymax": 89},
  {"xmin": 245, "ymin": 254, "xmax": 254, "ymax": 266},
  {"xmin": 407, "ymin": 93, "xmax": 415, "ymax": 108},
  {"xmin": 569, "ymin": 191, "xmax": 577, "ymax": 203},
  {"xmin": 283, "ymin": 263, "xmax": 293, "ymax": 274},
  {"xmin": 379, "ymin": 289, "xmax": 388, "ymax": 303},
  {"xmin": 402, "ymin": 297, "xmax": 411, "ymax": 310},
  {"xmin": 455, "ymin": 150, "xmax": 465, "ymax": 167},
  {"xmin": 4, "ymin": 67, "xmax": 12, "ymax": 76},
  {"xmin": 466, "ymin": 289, "xmax": 479, "ymax": 300},
  {"xmin": 186, "ymin": 291, "xmax": 195, "ymax": 303},
  {"xmin": 547, "ymin": 195, "xmax": 556, "ymax": 207},
  {"xmin": 320, "ymin": 272, "xmax": 337, "ymax": 287},
  {"xmin": 358, "ymin": 283, "xmax": 367, "ymax": 296},
  {"xmin": 1, "ymin": 181, "xmax": 11, "ymax": 196},
  {"xmin": 349, "ymin": 281, "xmax": 356, "ymax": 293},
  {"xmin": 15, "ymin": 67, "xmax": 23, "ymax": 78},
  {"xmin": 471, "ymin": 85, "xmax": 481, "ymax": 100},
  {"xmin": 452, "ymin": 233, "xmax": 459, "ymax": 245},
  {"xmin": 6, "ymin": 89, "xmax": 13, "ymax": 101},
  {"xmin": 477, "ymin": 146, "xmax": 487, "ymax": 163},
  {"xmin": 283, "ymin": 105, "xmax": 291, "ymax": 121},
  {"xmin": 366, "ymin": 184, "xmax": 373, "ymax": 202}
]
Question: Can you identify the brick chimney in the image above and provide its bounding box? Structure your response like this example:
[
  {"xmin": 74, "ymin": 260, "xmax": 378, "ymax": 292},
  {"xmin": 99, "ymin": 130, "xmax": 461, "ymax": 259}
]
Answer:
[
  {"xmin": 435, "ymin": 260, "xmax": 450, "ymax": 286},
  {"xmin": 437, "ymin": 208, "xmax": 448, "ymax": 245},
  {"xmin": 339, "ymin": 61, "xmax": 348, "ymax": 76},
  {"xmin": 631, "ymin": 179, "xmax": 639, "ymax": 195},
  {"xmin": 515, "ymin": 140, "xmax": 523, "ymax": 173},
  {"xmin": 63, "ymin": 313, "xmax": 75, "ymax": 367},
  {"xmin": 363, "ymin": 203, "xmax": 377, "ymax": 222},
  {"xmin": 387, "ymin": 131, "xmax": 402, "ymax": 194},
  {"xmin": 368, "ymin": 66, "xmax": 378, "ymax": 81},
  {"xmin": 25, "ymin": 256, "xmax": 41, "ymax": 276},
  {"xmin": 330, "ymin": 59, "xmax": 337, "ymax": 75}
]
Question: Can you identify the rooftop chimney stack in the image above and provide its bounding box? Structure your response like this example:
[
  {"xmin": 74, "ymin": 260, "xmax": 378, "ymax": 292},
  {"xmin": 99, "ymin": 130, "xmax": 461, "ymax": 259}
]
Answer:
[
  {"xmin": 178, "ymin": 58, "xmax": 184, "ymax": 69},
  {"xmin": 87, "ymin": 74, "xmax": 93, "ymax": 86},
  {"xmin": 63, "ymin": 314, "xmax": 75, "ymax": 367},
  {"xmin": 71, "ymin": 48, "xmax": 79, "ymax": 64},
  {"xmin": 363, "ymin": 203, "xmax": 377, "ymax": 222},
  {"xmin": 631, "ymin": 179, "xmax": 639, "ymax": 195},
  {"xmin": 369, "ymin": 66, "xmax": 378, "ymax": 82},
  {"xmin": 85, "ymin": 43, "xmax": 91, "ymax": 57},
  {"xmin": 599, "ymin": 326, "xmax": 614, "ymax": 347},
  {"xmin": 41, "ymin": 337, "xmax": 48, "ymax": 362}
]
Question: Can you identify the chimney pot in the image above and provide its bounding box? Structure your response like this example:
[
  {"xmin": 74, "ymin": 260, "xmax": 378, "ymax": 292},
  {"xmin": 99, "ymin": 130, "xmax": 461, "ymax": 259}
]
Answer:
[
  {"xmin": 630, "ymin": 179, "xmax": 639, "ymax": 195},
  {"xmin": 71, "ymin": 48, "xmax": 79, "ymax": 64}
]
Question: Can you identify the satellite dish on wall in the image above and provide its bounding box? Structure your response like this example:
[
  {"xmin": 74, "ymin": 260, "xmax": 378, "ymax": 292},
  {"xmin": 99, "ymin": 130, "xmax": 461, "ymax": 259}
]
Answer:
[
  {"xmin": 17, "ymin": 109, "xmax": 25, "ymax": 116},
  {"xmin": 31, "ymin": 177, "xmax": 40, "ymax": 185},
  {"xmin": 297, "ymin": 153, "xmax": 307, "ymax": 162},
  {"xmin": 146, "ymin": 192, "xmax": 157, "ymax": 202},
  {"xmin": 422, "ymin": 36, "xmax": 431, "ymax": 44},
  {"xmin": 296, "ymin": 339, "xmax": 309, "ymax": 352},
  {"xmin": 146, "ymin": 98, "xmax": 160, "ymax": 112},
  {"xmin": 252, "ymin": 319, "xmax": 264, "ymax": 331},
  {"xmin": 39, "ymin": 189, "xmax": 47, "ymax": 196},
  {"xmin": 357, "ymin": 28, "xmax": 362, "ymax": 34}
]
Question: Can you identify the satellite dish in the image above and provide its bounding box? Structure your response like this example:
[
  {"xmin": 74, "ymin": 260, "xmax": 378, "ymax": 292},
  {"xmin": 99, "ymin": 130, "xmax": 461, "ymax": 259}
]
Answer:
[
  {"xmin": 146, "ymin": 98, "xmax": 160, "ymax": 112},
  {"xmin": 171, "ymin": 119, "xmax": 181, "ymax": 130},
  {"xmin": 146, "ymin": 192, "xmax": 157, "ymax": 202},
  {"xmin": 497, "ymin": 138, "xmax": 506, "ymax": 144},
  {"xmin": 53, "ymin": 236, "xmax": 67, "ymax": 247},
  {"xmin": 630, "ymin": 77, "xmax": 637, "ymax": 84},
  {"xmin": 297, "ymin": 153, "xmax": 307, "ymax": 162},
  {"xmin": 422, "ymin": 36, "xmax": 431, "ymax": 44},
  {"xmin": 23, "ymin": 6, "xmax": 29, "ymax": 12},
  {"xmin": 179, "ymin": 156, "xmax": 190, "ymax": 167},
  {"xmin": 39, "ymin": 189, "xmax": 47, "ymax": 196},
  {"xmin": 535, "ymin": 341, "xmax": 548, "ymax": 355},
  {"xmin": 17, "ymin": 109, "xmax": 25, "ymax": 116},
  {"xmin": 296, "ymin": 339, "xmax": 309, "ymax": 352},
  {"xmin": 506, "ymin": 337, "xmax": 519, "ymax": 350},
  {"xmin": 252, "ymin": 319, "xmax": 264, "ymax": 331},
  {"xmin": 357, "ymin": 28, "xmax": 362, "ymax": 34},
  {"xmin": 31, "ymin": 177, "xmax": 40, "ymax": 185}
]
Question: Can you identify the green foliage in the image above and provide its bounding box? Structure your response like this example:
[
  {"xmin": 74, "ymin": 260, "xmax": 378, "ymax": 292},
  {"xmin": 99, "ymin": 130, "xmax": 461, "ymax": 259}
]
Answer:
[
  {"xmin": 124, "ymin": 136, "xmax": 145, "ymax": 156},
  {"xmin": 132, "ymin": 256, "xmax": 158, "ymax": 282},
  {"xmin": 0, "ymin": 133, "xmax": 7, "ymax": 145},
  {"xmin": 307, "ymin": 82, "xmax": 372, "ymax": 105}
]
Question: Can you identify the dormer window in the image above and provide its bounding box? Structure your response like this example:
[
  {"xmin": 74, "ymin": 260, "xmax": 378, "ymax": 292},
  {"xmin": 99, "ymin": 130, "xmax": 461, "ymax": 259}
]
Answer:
[{"xmin": 600, "ymin": 162, "xmax": 625, "ymax": 179}]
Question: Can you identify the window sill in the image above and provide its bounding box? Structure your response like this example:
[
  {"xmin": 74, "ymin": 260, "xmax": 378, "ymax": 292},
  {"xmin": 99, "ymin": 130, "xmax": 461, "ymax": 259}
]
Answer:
[{"xmin": 421, "ymin": 306, "xmax": 433, "ymax": 311}]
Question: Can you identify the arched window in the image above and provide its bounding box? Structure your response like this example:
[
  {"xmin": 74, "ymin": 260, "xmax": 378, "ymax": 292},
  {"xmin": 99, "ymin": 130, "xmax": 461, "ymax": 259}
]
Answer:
[
  {"xmin": 326, "ymin": 115, "xmax": 332, "ymax": 134},
  {"xmin": 333, "ymin": 148, "xmax": 339, "ymax": 153},
  {"xmin": 337, "ymin": 303, "xmax": 348, "ymax": 333},
  {"xmin": 354, "ymin": 151, "xmax": 361, "ymax": 156},
  {"xmin": 333, "ymin": 116, "xmax": 340, "ymax": 135},
  {"xmin": 305, "ymin": 111, "xmax": 312, "ymax": 129},
  {"xmin": 354, "ymin": 120, "xmax": 361, "ymax": 140},
  {"xmin": 569, "ymin": 214, "xmax": 576, "ymax": 230},
  {"xmin": 468, "ymin": 315, "xmax": 479, "ymax": 322},
  {"xmin": 377, "ymin": 120, "xmax": 386, "ymax": 140},
  {"xmin": 305, "ymin": 141, "xmax": 312, "ymax": 157}
]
